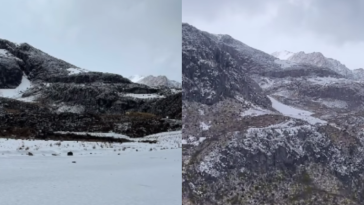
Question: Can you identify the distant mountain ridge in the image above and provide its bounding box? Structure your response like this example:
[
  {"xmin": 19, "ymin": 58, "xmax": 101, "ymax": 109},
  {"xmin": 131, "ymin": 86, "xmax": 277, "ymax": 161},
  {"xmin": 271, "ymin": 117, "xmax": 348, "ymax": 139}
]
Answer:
[
  {"xmin": 272, "ymin": 50, "xmax": 357, "ymax": 79},
  {"xmin": 129, "ymin": 75, "xmax": 181, "ymax": 89}
]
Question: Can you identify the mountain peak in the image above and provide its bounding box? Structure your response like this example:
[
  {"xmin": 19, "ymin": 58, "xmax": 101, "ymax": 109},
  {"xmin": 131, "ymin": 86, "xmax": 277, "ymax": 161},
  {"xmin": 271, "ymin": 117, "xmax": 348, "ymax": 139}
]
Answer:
[
  {"xmin": 128, "ymin": 74, "xmax": 146, "ymax": 83},
  {"xmin": 271, "ymin": 50, "xmax": 295, "ymax": 60},
  {"xmin": 129, "ymin": 75, "xmax": 181, "ymax": 89}
]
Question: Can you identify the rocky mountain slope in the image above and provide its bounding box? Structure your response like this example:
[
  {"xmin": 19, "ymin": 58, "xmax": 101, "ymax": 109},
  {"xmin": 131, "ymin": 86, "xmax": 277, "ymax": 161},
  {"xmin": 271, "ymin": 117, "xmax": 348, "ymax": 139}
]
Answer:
[
  {"xmin": 272, "ymin": 50, "xmax": 355, "ymax": 78},
  {"xmin": 0, "ymin": 38, "xmax": 181, "ymax": 140},
  {"xmin": 182, "ymin": 23, "xmax": 364, "ymax": 205}
]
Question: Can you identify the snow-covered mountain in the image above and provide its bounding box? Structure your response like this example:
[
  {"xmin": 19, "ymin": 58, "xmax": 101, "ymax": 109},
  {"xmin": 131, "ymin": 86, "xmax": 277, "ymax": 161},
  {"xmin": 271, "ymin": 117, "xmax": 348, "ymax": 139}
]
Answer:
[
  {"xmin": 272, "ymin": 50, "xmax": 354, "ymax": 78},
  {"xmin": 183, "ymin": 23, "xmax": 364, "ymax": 205},
  {"xmin": 271, "ymin": 50, "xmax": 295, "ymax": 60},
  {"xmin": 137, "ymin": 75, "xmax": 181, "ymax": 88},
  {"xmin": 128, "ymin": 74, "xmax": 146, "ymax": 83},
  {"xmin": 129, "ymin": 75, "xmax": 181, "ymax": 89},
  {"xmin": 353, "ymin": 68, "xmax": 364, "ymax": 80}
]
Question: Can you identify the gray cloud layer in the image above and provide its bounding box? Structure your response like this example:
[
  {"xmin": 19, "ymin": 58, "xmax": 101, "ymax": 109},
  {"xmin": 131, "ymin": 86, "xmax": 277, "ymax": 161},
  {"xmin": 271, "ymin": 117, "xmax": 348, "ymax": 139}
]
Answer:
[
  {"xmin": 184, "ymin": 0, "xmax": 364, "ymax": 44},
  {"xmin": 183, "ymin": 0, "xmax": 364, "ymax": 69},
  {"xmin": 0, "ymin": 0, "xmax": 181, "ymax": 81}
]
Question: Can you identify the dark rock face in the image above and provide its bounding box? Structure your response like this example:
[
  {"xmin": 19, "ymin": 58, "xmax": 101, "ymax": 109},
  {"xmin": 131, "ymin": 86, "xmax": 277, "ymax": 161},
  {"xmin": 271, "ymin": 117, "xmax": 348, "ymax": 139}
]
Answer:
[
  {"xmin": 0, "ymin": 109, "xmax": 180, "ymax": 138},
  {"xmin": 45, "ymin": 72, "xmax": 132, "ymax": 84},
  {"xmin": 0, "ymin": 57, "xmax": 23, "ymax": 88},
  {"xmin": 182, "ymin": 23, "xmax": 271, "ymax": 108},
  {"xmin": 140, "ymin": 93, "xmax": 182, "ymax": 119},
  {"xmin": 296, "ymin": 82, "xmax": 364, "ymax": 108},
  {"xmin": 0, "ymin": 39, "xmax": 75, "ymax": 81},
  {"xmin": 260, "ymin": 65, "xmax": 342, "ymax": 78}
]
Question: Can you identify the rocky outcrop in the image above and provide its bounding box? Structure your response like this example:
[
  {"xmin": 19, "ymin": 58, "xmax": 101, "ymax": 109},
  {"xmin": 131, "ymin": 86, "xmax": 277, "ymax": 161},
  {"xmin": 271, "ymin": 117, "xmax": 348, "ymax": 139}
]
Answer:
[
  {"xmin": 139, "ymin": 93, "xmax": 182, "ymax": 119},
  {"xmin": 0, "ymin": 39, "xmax": 75, "ymax": 81},
  {"xmin": 273, "ymin": 50, "xmax": 355, "ymax": 79},
  {"xmin": 182, "ymin": 23, "xmax": 271, "ymax": 108}
]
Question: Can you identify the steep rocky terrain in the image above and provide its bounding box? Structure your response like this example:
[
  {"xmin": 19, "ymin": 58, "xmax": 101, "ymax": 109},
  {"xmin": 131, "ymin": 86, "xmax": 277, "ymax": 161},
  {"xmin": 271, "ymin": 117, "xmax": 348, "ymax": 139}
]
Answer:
[
  {"xmin": 0, "ymin": 38, "xmax": 181, "ymax": 141},
  {"xmin": 182, "ymin": 23, "xmax": 364, "ymax": 205},
  {"xmin": 272, "ymin": 50, "xmax": 355, "ymax": 78}
]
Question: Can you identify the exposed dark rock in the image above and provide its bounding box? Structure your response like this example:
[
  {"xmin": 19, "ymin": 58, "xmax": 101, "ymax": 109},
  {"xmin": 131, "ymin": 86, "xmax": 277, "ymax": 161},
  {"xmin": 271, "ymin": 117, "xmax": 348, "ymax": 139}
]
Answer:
[
  {"xmin": 44, "ymin": 72, "xmax": 132, "ymax": 84},
  {"xmin": 0, "ymin": 57, "xmax": 23, "ymax": 88},
  {"xmin": 182, "ymin": 23, "xmax": 271, "ymax": 108}
]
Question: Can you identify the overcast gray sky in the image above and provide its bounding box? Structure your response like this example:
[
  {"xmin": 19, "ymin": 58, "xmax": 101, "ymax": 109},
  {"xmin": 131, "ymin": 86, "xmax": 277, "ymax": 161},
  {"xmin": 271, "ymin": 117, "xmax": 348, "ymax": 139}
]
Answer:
[
  {"xmin": 0, "ymin": 0, "xmax": 181, "ymax": 81},
  {"xmin": 183, "ymin": 0, "xmax": 364, "ymax": 69}
]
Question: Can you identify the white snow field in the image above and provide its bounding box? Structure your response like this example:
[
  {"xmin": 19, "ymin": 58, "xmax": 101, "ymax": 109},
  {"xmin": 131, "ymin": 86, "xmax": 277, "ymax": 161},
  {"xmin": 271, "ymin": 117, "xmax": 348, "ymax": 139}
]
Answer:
[
  {"xmin": 0, "ymin": 131, "xmax": 182, "ymax": 205},
  {"xmin": 268, "ymin": 96, "xmax": 326, "ymax": 125},
  {"xmin": 122, "ymin": 93, "xmax": 165, "ymax": 99}
]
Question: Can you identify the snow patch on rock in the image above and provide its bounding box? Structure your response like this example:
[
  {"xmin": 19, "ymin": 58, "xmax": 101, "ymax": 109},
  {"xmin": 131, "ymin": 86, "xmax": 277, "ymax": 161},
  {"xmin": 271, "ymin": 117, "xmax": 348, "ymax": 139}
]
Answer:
[{"xmin": 268, "ymin": 96, "xmax": 326, "ymax": 125}]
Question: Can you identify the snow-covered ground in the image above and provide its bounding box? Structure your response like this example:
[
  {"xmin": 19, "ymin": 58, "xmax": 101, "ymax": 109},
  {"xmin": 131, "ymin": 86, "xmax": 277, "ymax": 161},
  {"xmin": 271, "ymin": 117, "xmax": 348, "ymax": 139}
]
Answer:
[
  {"xmin": 0, "ymin": 131, "xmax": 181, "ymax": 156},
  {"xmin": 307, "ymin": 76, "xmax": 348, "ymax": 85},
  {"xmin": 0, "ymin": 75, "xmax": 32, "ymax": 99},
  {"xmin": 0, "ymin": 131, "xmax": 181, "ymax": 205},
  {"xmin": 240, "ymin": 107, "xmax": 274, "ymax": 117},
  {"xmin": 200, "ymin": 122, "xmax": 211, "ymax": 131},
  {"xmin": 122, "ymin": 93, "xmax": 165, "ymax": 99},
  {"xmin": 268, "ymin": 96, "xmax": 326, "ymax": 125},
  {"xmin": 0, "ymin": 48, "xmax": 9, "ymax": 56}
]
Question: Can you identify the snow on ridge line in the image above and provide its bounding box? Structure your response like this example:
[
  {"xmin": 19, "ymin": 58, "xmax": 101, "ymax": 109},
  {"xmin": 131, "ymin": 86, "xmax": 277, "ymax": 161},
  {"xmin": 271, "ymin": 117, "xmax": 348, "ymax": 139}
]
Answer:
[
  {"xmin": 268, "ymin": 96, "xmax": 326, "ymax": 125},
  {"xmin": 272, "ymin": 50, "xmax": 295, "ymax": 60}
]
